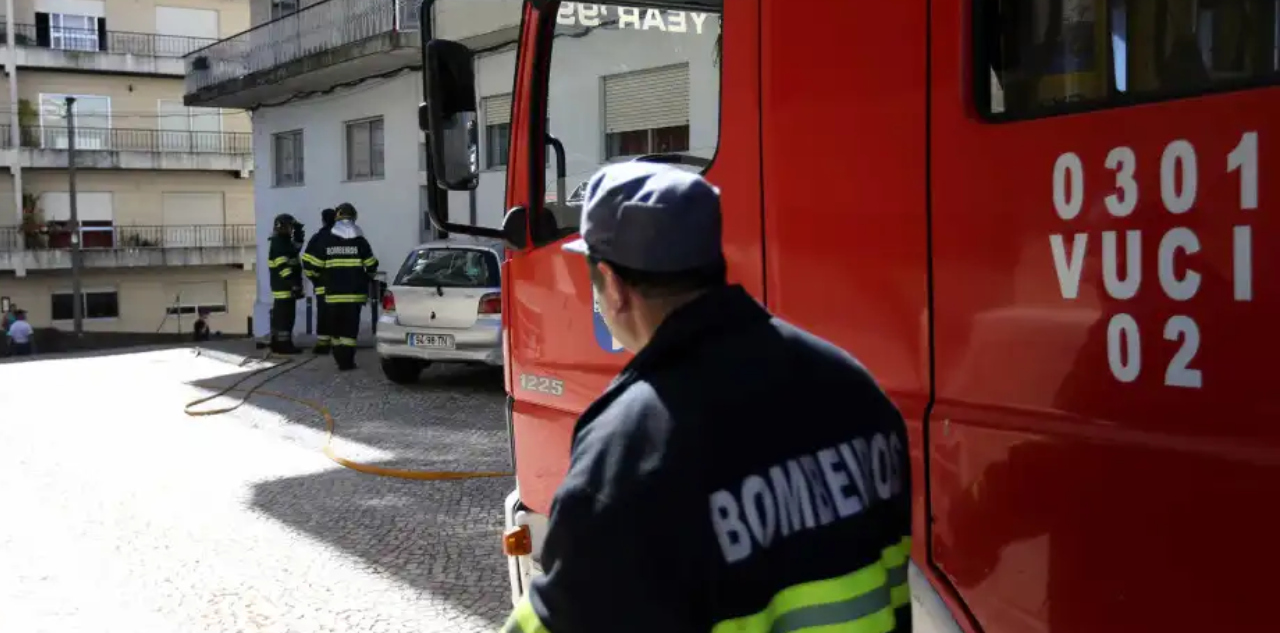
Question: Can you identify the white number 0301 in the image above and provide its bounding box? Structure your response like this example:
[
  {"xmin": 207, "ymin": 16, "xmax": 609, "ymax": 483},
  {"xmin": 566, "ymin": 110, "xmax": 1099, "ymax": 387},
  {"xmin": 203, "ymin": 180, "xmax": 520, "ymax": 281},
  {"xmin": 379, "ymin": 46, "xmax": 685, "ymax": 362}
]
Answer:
[{"xmin": 1049, "ymin": 131, "xmax": 1259, "ymax": 390}]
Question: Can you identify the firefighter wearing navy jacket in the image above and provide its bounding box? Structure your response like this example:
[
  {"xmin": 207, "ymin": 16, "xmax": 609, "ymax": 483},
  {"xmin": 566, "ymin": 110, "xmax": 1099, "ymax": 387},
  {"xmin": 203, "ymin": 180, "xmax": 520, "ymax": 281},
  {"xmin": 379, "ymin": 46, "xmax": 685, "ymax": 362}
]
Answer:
[
  {"xmin": 267, "ymin": 213, "xmax": 304, "ymax": 355},
  {"xmin": 302, "ymin": 207, "xmax": 336, "ymax": 355},
  {"xmin": 318, "ymin": 202, "xmax": 378, "ymax": 371},
  {"xmin": 501, "ymin": 163, "xmax": 913, "ymax": 633}
]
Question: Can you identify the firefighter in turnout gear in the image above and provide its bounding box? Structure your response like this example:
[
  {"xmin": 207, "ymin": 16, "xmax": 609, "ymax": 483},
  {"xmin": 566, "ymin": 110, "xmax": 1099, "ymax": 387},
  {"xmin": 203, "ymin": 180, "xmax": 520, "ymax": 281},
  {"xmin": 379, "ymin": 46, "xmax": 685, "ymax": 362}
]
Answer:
[
  {"xmin": 302, "ymin": 207, "xmax": 336, "ymax": 355},
  {"xmin": 267, "ymin": 213, "xmax": 305, "ymax": 355},
  {"xmin": 317, "ymin": 202, "xmax": 378, "ymax": 370}
]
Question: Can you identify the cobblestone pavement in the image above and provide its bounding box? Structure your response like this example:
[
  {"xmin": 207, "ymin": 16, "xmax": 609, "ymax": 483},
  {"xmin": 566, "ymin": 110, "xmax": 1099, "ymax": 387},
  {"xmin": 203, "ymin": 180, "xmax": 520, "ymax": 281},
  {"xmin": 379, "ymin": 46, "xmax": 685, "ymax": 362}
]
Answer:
[{"xmin": 0, "ymin": 344, "xmax": 514, "ymax": 633}]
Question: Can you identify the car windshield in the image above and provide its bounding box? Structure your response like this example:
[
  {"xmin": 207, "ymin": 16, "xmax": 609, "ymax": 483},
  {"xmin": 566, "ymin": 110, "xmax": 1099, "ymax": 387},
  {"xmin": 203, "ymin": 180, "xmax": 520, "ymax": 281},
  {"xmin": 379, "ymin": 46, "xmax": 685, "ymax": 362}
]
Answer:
[{"xmin": 396, "ymin": 248, "xmax": 499, "ymax": 289}]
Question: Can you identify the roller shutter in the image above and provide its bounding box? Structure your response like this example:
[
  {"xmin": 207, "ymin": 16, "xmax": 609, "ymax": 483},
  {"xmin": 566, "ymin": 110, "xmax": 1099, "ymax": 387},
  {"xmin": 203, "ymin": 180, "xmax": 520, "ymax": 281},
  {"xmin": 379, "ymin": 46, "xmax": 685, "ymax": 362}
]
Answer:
[
  {"xmin": 162, "ymin": 192, "xmax": 226, "ymax": 247},
  {"xmin": 41, "ymin": 192, "xmax": 113, "ymax": 222},
  {"xmin": 163, "ymin": 281, "xmax": 228, "ymax": 313},
  {"xmin": 604, "ymin": 64, "xmax": 689, "ymax": 134},
  {"xmin": 483, "ymin": 94, "xmax": 512, "ymax": 127}
]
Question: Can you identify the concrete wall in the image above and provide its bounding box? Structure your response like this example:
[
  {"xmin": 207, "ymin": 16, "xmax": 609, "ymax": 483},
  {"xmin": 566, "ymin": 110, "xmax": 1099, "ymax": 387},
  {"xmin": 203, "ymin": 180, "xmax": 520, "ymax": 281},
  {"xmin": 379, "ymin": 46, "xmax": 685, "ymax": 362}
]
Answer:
[
  {"xmin": 10, "ymin": 0, "xmax": 250, "ymax": 38},
  {"xmin": 249, "ymin": 70, "xmax": 421, "ymax": 337},
  {"xmin": 434, "ymin": 0, "xmax": 521, "ymax": 41},
  {"xmin": 0, "ymin": 266, "xmax": 256, "ymax": 333},
  {"xmin": 19, "ymin": 71, "xmax": 252, "ymax": 134}
]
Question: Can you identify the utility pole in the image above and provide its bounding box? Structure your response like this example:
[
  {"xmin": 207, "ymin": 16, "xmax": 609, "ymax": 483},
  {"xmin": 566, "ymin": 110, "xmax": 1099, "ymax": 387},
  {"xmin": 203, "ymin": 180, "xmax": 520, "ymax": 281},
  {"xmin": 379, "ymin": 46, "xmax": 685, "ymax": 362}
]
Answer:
[
  {"xmin": 6, "ymin": 0, "xmax": 25, "ymax": 278},
  {"xmin": 65, "ymin": 96, "xmax": 83, "ymax": 337}
]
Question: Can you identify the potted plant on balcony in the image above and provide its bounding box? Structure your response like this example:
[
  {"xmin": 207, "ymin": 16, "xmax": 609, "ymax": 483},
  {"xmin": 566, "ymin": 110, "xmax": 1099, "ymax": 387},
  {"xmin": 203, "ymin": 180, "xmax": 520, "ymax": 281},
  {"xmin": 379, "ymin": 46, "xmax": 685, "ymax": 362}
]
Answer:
[
  {"xmin": 17, "ymin": 99, "xmax": 39, "ymax": 148},
  {"xmin": 20, "ymin": 193, "xmax": 47, "ymax": 249}
]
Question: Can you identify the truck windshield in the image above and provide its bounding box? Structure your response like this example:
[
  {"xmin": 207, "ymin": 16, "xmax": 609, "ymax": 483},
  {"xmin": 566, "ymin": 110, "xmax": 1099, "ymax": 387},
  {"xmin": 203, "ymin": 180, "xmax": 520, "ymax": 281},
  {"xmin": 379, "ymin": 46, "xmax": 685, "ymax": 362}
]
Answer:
[
  {"xmin": 540, "ymin": 1, "xmax": 723, "ymax": 234},
  {"xmin": 395, "ymin": 248, "xmax": 501, "ymax": 289}
]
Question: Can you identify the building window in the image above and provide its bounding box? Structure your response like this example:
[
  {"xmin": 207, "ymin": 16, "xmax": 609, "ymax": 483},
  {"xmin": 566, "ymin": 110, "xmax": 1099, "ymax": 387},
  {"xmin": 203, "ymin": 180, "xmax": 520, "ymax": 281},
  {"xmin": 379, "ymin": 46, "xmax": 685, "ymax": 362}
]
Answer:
[
  {"xmin": 38, "ymin": 93, "xmax": 111, "ymax": 150},
  {"xmin": 163, "ymin": 282, "xmax": 228, "ymax": 317},
  {"xmin": 273, "ymin": 130, "xmax": 304, "ymax": 186},
  {"xmin": 346, "ymin": 117, "xmax": 385, "ymax": 181},
  {"xmin": 270, "ymin": 0, "xmax": 298, "ymax": 20},
  {"xmin": 481, "ymin": 94, "xmax": 512, "ymax": 169},
  {"xmin": 603, "ymin": 64, "xmax": 692, "ymax": 160},
  {"xmin": 51, "ymin": 290, "xmax": 119, "ymax": 321},
  {"xmin": 49, "ymin": 14, "xmax": 98, "ymax": 51}
]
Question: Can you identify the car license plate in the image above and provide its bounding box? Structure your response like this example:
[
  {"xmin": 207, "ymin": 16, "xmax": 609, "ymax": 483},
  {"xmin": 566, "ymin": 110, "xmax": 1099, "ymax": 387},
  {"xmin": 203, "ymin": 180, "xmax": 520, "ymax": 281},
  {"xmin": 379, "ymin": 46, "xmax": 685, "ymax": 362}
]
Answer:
[{"xmin": 407, "ymin": 333, "xmax": 454, "ymax": 349}]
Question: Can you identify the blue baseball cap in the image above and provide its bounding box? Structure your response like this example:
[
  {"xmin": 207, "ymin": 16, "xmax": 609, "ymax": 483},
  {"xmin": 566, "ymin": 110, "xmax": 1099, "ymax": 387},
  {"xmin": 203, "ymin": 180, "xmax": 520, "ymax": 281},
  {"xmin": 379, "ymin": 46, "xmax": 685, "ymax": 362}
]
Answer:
[{"xmin": 561, "ymin": 162, "xmax": 723, "ymax": 273}]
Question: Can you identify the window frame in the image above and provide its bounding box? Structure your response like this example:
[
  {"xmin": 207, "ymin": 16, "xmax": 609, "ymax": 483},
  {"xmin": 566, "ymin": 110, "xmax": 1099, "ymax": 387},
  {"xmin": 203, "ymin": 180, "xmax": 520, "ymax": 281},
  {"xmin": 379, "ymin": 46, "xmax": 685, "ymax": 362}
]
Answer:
[
  {"xmin": 528, "ymin": 5, "xmax": 724, "ymax": 248},
  {"xmin": 272, "ymin": 129, "xmax": 305, "ymax": 187},
  {"xmin": 973, "ymin": 0, "xmax": 1280, "ymax": 123},
  {"xmin": 49, "ymin": 13, "xmax": 98, "ymax": 52},
  {"xmin": 344, "ymin": 116, "xmax": 386, "ymax": 181},
  {"xmin": 51, "ymin": 288, "xmax": 120, "ymax": 322},
  {"xmin": 38, "ymin": 92, "xmax": 112, "ymax": 150},
  {"xmin": 270, "ymin": 0, "xmax": 298, "ymax": 20}
]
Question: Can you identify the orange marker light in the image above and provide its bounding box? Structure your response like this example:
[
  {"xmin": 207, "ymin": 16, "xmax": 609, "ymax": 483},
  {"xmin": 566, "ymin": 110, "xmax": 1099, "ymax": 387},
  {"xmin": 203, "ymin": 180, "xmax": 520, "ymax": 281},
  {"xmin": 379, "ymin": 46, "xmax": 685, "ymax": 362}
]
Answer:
[{"xmin": 504, "ymin": 525, "xmax": 533, "ymax": 556}]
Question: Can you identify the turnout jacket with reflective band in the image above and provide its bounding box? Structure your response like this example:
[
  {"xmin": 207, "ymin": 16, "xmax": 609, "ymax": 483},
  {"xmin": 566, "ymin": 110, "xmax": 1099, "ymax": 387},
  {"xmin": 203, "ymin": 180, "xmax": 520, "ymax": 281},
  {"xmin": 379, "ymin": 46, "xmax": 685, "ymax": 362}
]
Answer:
[
  {"xmin": 267, "ymin": 235, "xmax": 302, "ymax": 300},
  {"xmin": 301, "ymin": 225, "xmax": 332, "ymax": 294},
  {"xmin": 316, "ymin": 220, "xmax": 378, "ymax": 304},
  {"xmin": 502, "ymin": 285, "xmax": 913, "ymax": 633}
]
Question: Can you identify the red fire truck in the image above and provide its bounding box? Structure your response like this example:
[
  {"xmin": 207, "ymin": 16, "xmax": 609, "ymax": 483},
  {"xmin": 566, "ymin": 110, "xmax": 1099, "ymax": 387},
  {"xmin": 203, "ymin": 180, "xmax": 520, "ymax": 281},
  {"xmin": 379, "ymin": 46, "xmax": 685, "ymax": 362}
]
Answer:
[{"xmin": 418, "ymin": 0, "xmax": 1279, "ymax": 631}]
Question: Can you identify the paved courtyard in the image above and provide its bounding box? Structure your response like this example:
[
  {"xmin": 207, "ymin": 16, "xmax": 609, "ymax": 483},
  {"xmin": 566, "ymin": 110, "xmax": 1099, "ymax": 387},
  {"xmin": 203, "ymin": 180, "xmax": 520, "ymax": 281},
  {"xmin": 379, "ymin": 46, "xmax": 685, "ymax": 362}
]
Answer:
[{"xmin": 0, "ymin": 344, "xmax": 514, "ymax": 633}]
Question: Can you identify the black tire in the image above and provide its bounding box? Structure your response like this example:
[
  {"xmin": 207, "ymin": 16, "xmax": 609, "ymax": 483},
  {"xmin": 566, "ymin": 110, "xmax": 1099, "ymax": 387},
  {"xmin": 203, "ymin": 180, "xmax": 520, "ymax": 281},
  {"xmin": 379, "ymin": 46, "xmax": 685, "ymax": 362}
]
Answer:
[{"xmin": 381, "ymin": 357, "xmax": 428, "ymax": 384}]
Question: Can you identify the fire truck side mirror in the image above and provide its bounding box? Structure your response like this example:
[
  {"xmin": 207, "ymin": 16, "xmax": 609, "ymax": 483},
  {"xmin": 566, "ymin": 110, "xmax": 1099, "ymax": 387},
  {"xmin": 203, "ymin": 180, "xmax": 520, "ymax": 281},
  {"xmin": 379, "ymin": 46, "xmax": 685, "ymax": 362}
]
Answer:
[{"xmin": 423, "ymin": 39, "xmax": 480, "ymax": 192}]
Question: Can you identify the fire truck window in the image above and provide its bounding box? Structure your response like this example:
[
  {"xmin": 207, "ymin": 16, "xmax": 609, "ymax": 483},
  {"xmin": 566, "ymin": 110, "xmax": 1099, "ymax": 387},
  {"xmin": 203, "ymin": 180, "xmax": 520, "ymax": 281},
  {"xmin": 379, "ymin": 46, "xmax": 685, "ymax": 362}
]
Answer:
[
  {"xmin": 542, "ymin": 2, "xmax": 722, "ymax": 235},
  {"xmin": 978, "ymin": 0, "xmax": 1280, "ymax": 119}
]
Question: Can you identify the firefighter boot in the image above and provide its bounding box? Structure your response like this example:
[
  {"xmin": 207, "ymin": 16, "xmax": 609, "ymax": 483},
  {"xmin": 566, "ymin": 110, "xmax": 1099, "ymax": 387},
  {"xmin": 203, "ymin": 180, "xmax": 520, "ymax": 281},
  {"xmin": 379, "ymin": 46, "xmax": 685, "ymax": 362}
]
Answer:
[
  {"xmin": 333, "ymin": 345, "xmax": 357, "ymax": 371},
  {"xmin": 312, "ymin": 337, "xmax": 332, "ymax": 355},
  {"xmin": 271, "ymin": 331, "xmax": 301, "ymax": 355}
]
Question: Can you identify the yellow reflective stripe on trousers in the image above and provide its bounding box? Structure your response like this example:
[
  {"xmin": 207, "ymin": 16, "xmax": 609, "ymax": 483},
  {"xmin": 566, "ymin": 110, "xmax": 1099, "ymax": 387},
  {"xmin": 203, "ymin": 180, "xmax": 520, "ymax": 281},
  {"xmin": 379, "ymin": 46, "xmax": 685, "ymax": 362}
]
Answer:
[
  {"xmin": 712, "ymin": 561, "xmax": 895, "ymax": 633},
  {"xmin": 882, "ymin": 536, "xmax": 911, "ymax": 609},
  {"xmin": 268, "ymin": 256, "xmax": 289, "ymax": 268},
  {"xmin": 325, "ymin": 294, "xmax": 366, "ymax": 304},
  {"xmin": 326, "ymin": 258, "xmax": 365, "ymax": 268},
  {"xmin": 334, "ymin": 337, "xmax": 357, "ymax": 347},
  {"xmin": 501, "ymin": 595, "xmax": 550, "ymax": 633},
  {"xmin": 271, "ymin": 290, "xmax": 292, "ymax": 299}
]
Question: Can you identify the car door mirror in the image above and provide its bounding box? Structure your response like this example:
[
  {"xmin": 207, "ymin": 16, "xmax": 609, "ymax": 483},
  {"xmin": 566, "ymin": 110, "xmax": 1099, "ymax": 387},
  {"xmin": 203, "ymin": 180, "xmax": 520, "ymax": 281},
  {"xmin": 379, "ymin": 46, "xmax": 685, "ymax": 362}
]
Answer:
[{"xmin": 420, "ymin": 39, "xmax": 479, "ymax": 191}]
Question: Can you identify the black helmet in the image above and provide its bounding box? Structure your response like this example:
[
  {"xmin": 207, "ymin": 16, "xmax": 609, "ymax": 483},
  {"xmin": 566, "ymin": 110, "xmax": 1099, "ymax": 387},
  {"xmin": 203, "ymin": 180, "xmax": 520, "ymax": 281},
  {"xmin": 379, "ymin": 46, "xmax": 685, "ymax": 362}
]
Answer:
[
  {"xmin": 273, "ymin": 213, "xmax": 297, "ymax": 234},
  {"xmin": 335, "ymin": 202, "xmax": 357, "ymax": 222},
  {"xmin": 320, "ymin": 207, "xmax": 336, "ymax": 228}
]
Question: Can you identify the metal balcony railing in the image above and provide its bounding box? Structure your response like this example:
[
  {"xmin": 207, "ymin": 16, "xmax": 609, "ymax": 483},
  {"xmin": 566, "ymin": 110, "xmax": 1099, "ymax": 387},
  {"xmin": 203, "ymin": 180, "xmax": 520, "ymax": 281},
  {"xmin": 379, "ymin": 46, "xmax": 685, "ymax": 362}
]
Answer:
[
  {"xmin": 0, "ymin": 224, "xmax": 257, "ymax": 252},
  {"xmin": 185, "ymin": 0, "xmax": 419, "ymax": 93},
  {"xmin": 0, "ymin": 23, "xmax": 216, "ymax": 58},
  {"xmin": 0, "ymin": 124, "xmax": 253, "ymax": 154}
]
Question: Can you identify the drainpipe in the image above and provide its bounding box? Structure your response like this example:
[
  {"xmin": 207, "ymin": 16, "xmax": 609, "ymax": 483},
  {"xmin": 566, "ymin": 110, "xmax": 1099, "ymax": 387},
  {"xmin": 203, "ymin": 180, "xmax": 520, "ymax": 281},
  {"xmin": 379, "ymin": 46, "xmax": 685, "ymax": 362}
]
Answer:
[{"xmin": 5, "ymin": 0, "xmax": 26, "ymax": 277}]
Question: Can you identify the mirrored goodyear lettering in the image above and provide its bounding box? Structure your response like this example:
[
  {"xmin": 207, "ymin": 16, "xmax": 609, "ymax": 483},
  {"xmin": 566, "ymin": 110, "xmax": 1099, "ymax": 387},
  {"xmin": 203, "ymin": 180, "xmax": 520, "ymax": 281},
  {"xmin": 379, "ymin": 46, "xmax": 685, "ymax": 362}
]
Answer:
[
  {"xmin": 557, "ymin": 2, "xmax": 714, "ymax": 35},
  {"xmin": 519, "ymin": 373, "xmax": 565, "ymax": 397},
  {"xmin": 1048, "ymin": 131, "xmax": 1261, "ymax": 390}
]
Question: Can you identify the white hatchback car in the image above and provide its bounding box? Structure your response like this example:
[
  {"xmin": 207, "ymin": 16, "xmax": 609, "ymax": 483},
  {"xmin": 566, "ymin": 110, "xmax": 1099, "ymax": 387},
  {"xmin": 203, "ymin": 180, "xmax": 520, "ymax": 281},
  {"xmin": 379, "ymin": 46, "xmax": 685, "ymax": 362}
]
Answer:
[{"xmin": 375, "ymin": 237, "xmax": 505, "ymax": 384}]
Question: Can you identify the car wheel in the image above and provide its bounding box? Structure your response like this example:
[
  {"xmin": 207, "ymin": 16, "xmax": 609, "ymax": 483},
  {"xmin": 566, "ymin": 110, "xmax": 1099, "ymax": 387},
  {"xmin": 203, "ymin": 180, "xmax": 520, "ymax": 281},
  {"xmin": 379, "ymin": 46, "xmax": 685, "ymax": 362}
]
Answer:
[{"xmin": 381, "ymin": 357, "xmax": 429, "ymax": 384}]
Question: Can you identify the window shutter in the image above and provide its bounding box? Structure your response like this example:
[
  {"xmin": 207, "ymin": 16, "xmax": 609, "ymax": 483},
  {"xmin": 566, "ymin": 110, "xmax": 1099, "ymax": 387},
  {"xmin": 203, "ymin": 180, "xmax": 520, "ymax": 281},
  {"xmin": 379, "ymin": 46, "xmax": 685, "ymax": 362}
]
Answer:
[
  {"xmin": 483, "ymin": 94, "xmax": 511, "ymax": 127},
  {"xmin": 34, "ymin": 12, "xmax": 50, "ymax": 48},
  {"xmin": 96, "ymin": 17, "xmax": 107, "ymax": 52},
  {"xmin": 603, "ymin": 64, "xmax": 689, "ymax": 134}
]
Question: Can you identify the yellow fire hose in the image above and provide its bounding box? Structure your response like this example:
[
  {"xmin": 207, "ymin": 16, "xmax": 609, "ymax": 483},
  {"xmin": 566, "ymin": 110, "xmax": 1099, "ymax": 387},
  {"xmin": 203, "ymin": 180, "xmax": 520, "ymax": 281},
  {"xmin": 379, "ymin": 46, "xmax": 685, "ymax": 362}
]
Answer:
[{"xmin": 184, "ymin": 348, "xmax": 513, "ymax": 481}]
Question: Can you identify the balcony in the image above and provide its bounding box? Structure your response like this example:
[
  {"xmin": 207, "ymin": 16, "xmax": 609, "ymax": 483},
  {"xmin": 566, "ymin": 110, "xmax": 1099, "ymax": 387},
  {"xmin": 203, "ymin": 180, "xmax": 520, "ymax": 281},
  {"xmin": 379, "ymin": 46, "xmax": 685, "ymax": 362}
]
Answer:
[
  {"xmin": 183, "ymin": 0, "xmax": 419, "ymax": 109},
  {"xmin": 0, "ymin": 23, "xmax": 215, "ymax": 77},
  {"xmin": 0, "ymin": 224, "xmax": 256, "ymax": 271},
  {"xmin": 0, "ymin": 124, "xmax": 253, "ymax": 173}
]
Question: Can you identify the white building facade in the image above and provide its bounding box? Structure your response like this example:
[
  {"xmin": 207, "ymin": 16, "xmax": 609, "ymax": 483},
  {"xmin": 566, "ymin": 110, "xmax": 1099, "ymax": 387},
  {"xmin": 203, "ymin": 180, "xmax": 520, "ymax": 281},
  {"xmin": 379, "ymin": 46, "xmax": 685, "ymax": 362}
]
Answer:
[{"xmin": 182, "ymin": 0, "xmax": 719, "ymax": 339}]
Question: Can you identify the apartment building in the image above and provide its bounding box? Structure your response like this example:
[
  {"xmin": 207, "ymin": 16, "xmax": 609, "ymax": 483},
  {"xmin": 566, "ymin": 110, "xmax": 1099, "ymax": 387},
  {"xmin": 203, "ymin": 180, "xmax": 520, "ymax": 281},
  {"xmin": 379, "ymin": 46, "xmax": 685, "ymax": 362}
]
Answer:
[{"xmin": 0, "ymin": 0, "xmax": 256, "ymax": 335}]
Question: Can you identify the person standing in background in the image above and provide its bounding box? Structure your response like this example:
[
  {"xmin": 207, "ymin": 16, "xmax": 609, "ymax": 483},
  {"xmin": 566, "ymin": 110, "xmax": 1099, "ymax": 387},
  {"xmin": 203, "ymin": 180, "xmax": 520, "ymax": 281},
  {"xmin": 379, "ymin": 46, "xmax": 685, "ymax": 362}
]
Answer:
[
  {"xmin": 302, "ymin": 207, "xmax": 337, "ymax": 355},
  {"xmin": 267, "ymin": 213, "xmax": 305, "ymax": 355},
  {"xmin": 6, "ymin": 310, "xmax": 35, "ymax": 356},
  {"xmin": 316, "ymin": 203, "xmax": 378, "ymax": 371}
]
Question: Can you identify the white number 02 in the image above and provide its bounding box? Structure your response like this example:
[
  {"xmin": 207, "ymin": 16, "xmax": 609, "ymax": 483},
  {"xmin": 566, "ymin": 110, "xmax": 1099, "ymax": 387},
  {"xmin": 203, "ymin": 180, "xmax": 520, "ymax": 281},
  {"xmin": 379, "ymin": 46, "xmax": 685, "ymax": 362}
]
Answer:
[{"xmin": 1106, "ymin": 314, "xmax": 1202, "ymax": 388}]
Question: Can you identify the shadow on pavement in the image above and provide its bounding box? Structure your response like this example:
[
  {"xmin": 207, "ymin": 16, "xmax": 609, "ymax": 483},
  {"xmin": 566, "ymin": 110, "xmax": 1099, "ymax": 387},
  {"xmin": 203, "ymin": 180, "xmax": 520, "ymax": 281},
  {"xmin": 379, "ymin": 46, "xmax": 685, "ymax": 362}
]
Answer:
[{"xmin": 186, "ymin": 346, "xmax": 516, "ymax": 626}]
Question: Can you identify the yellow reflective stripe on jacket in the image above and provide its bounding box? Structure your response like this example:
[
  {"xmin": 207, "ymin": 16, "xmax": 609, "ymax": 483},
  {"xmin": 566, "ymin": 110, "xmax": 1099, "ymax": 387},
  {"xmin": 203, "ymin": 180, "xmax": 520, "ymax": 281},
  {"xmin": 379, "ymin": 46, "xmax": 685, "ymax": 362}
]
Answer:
[
  {"xmin": 301, "ymin": 252, "xmax": 324, "ymax": 267},
  {"xmin": 304, "ymin": 268, "xmax": 318, "ymax": 278},
  {"xmin": 267, "ymin": 256, "xmax": 290, "ymax": 268},
  {"xmin": 314, "ymin": 286, "xmax": 326, "ymax": 295},
  {"xmin": 279, "ymin": 268, "xmax": 293, "ymax": 278},
  {"xmin": 271, "ymin": 290, "xmax": 293, "ymax": 299},
  {"xmin": 711, "ymin": 559, "xmax": 896, "ymax": 633},
  {"xmin": 363, "ymin": 257, "xmax": 379, "ymax": 268},
  {"xmin": 326, "ymin": 258, "xmax": 365, "ymax": 268},
  {"xmin": 883, "ymin": 536, "xmax": 911, "ymax": 609},
  {"xmin": 325, "ymin": 294, "xmax": 367, "ymax": 304},
  {"xmin": 501, "ymin": 595, "xmax": 550, "ymax": 633}
]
